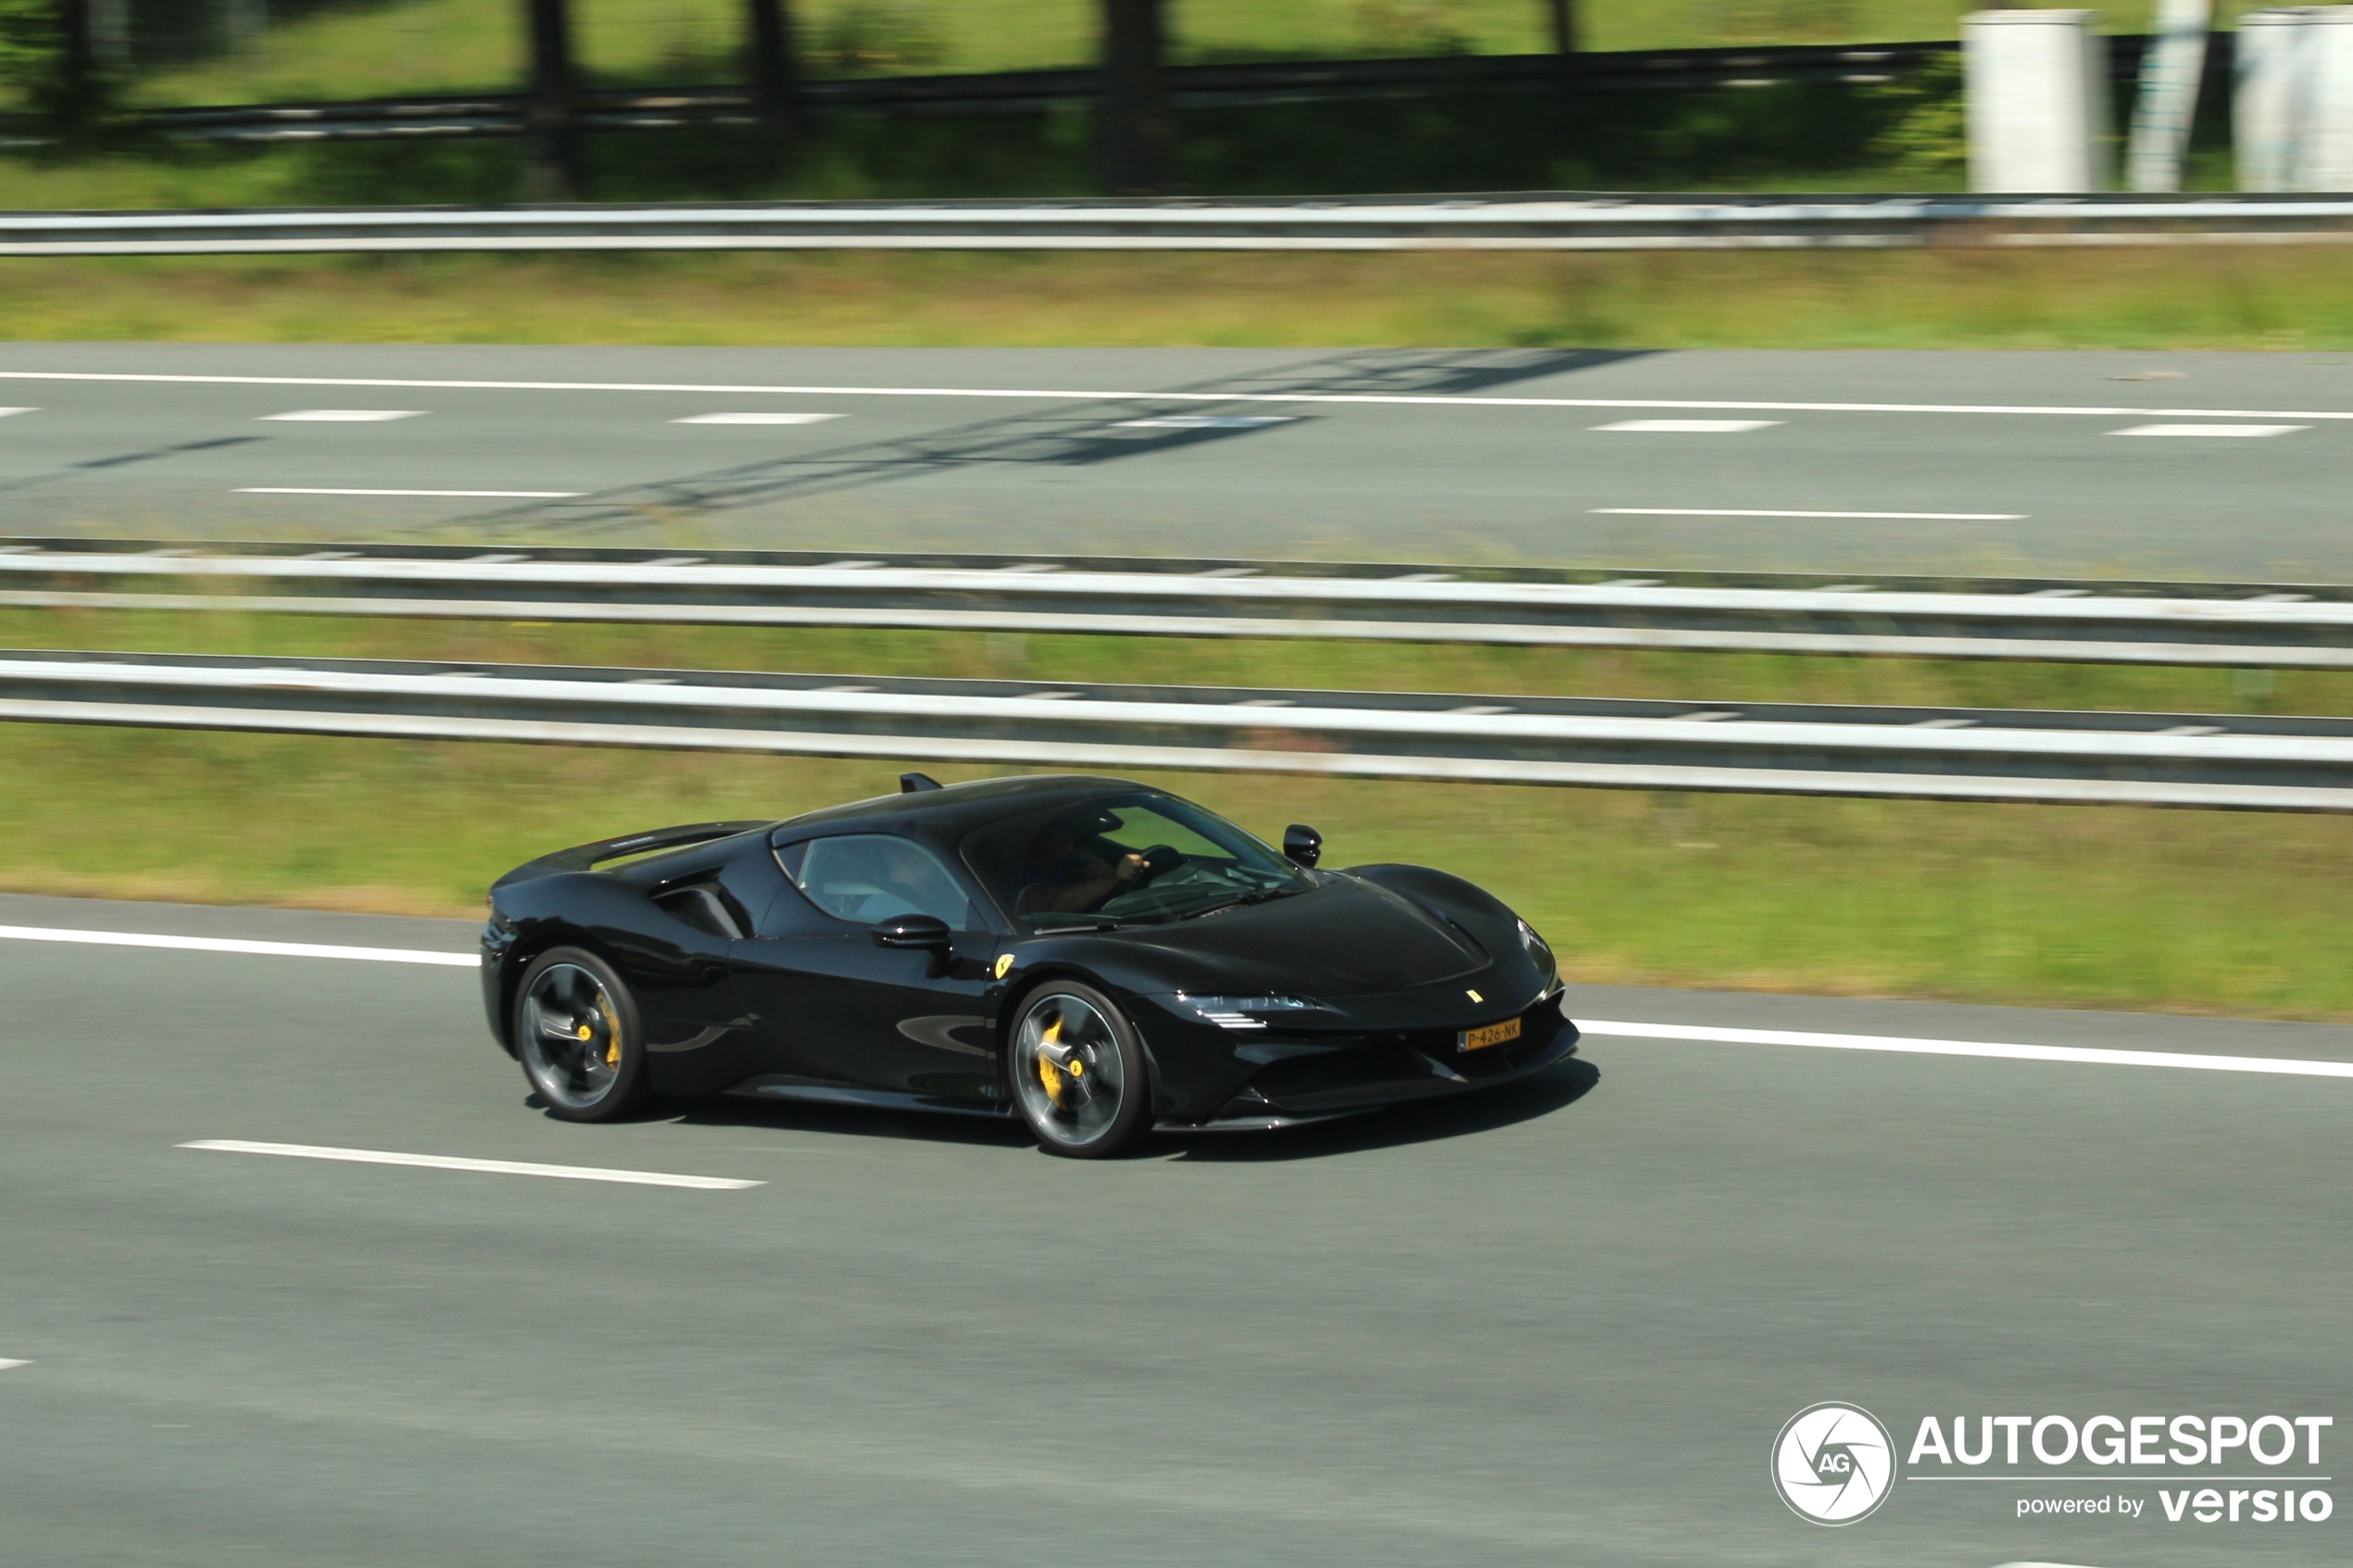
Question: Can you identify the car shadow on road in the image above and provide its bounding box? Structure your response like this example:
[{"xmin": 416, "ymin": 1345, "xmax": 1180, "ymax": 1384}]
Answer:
[
  {"xmin": 583, "ymin": 1055, "xmax": 1597, "ymax": 1159},
  {"xmin": 1153, "ymin": 1058, "xmax": 1601, "ymax": 1162},
  {"xmin": 661, "ymin": 1094, "xmax": 1035, "ymax": 1148}
]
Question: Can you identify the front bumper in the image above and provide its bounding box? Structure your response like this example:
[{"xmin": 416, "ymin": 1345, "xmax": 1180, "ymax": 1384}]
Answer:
[{"xmin": 1166, "ymin": 996, "xmax": 1580, "ymax": 1130}]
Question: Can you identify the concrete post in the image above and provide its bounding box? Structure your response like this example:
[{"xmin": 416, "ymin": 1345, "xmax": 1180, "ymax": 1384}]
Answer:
[
  {"xmin": 2125, "ymin": 0, "xmax": 2210, "ymax": 192},
  {"xmin": 2236, "ymin": 10, "xmax": 2311, "ymax": 192},
  {"xmin": 2239, "ymin": 8, "xmax": 2353, "ymax": 191},
  {"xmin": 2307, "ymin": 9, "xmax": 2353, "ymax": 189},
  {"xmin": 1966, "ymin": 10, "xmax": 2111, "ymax": 193}
]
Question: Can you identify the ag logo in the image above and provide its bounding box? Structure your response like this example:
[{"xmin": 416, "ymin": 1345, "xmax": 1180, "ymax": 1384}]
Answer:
[{"xmin": 1771, "ymin": 1402, "xmax": 1897, "ymax": 1525}]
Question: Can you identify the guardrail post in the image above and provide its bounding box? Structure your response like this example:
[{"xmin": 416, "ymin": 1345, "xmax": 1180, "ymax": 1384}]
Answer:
[{"xmin": 1966, "ymin": 9, "xmax": 2111, "ymax": 192}]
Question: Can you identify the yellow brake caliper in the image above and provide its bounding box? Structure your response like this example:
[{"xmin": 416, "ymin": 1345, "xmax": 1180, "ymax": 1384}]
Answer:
[
  {"xmin": 598, "ymin": 999, "xmax": 622, "ymax": 1069},
  {"xmin": 1036, "ymin": 1018, "xmax": 1068, "ymax": 1102}
]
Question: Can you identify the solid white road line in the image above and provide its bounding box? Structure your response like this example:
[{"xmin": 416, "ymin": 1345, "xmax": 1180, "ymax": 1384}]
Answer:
[
  {"xmin": 0, "ymin": 923, "xmax": 475, "ymax": 966},
  {"xmin": 234, "ymin": 487, "xmax": 582, "ymax": 498},
  {"xmin": 1593, "ymin": 419, "xmax": 1782, "ymax": 433},
  {"xmin": 1592, "ymin": 508, "xmax": 2028, "ymax": 521},
  {"xmin": 2111, "ymin": 422, "xmax": 2306, "ymax": 438},
  {"xmin": 13, "ymin": 918, "xmax": 2347, "ymax": 1082},
  {"xmin": 1579, "ymin": 1018, "xmax": 2353, "ymax": 1079},
  {"xmin": 672, "ymin": 411, "xmax": 842, "ymax": 424},
  {"xmin": 259, "ymin": 409, "xmax": 426, "ymax": 422},
  {"xmin": 6, "ymin": 370, "xmax": 2353, "ymax": 422},
  {"xmin": 178, "ymin": 1139, "xmax": 763, "ymax": 1190}
]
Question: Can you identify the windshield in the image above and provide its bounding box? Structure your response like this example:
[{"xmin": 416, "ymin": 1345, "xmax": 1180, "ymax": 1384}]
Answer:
[{"xmin": 963, "ymin": 791, "xmax": 1313, "ymax": 928}]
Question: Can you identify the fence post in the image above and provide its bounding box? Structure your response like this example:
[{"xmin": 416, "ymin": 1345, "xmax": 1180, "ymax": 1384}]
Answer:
[{"xmin": 1966, "ymin": 9, "xmax": 2110, "ymax": 193}]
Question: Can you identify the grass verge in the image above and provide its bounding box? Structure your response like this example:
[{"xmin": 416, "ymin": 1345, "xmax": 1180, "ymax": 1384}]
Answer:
[
  {"xmin": 3, "ymin": 608, "xmax": 2349, "ymax": 1021},
  {"xmin": 4, "ymin": 247, "xmax": 2353, "ymax": 350},
  {"xmin": 9, "ymin": 722, "xmax": 2351, "ymax": 1021}
]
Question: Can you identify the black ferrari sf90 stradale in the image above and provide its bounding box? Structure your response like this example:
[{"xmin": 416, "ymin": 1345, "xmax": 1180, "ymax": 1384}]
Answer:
[{"xmin": 482, "ymin": 773, "xmax": 1579, "ymax": 1157}]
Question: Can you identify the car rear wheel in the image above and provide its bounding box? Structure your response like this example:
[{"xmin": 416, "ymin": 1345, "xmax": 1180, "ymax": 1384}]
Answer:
[
  {"xmin": 1008, "ymin": 981, "xmax": 1149, "ymax": 1158},
  {"xmin": 515, "ymin": 947, "xmax": 650, "ymax": 1123}
]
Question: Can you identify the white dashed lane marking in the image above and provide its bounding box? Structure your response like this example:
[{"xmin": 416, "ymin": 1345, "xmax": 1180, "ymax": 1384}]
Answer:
[
  {"xmin": 0, "ymin": 1359, "xmax": 30, "ymax": 1372},
  {"xmin": 672, "ymin": 411, "xmax": 843, "ymax": 425},
  {"xmin": 258, "ymin": 409, "xmax": 427, "ymax": 422},
  {"xmin": 179, "ymin": 1140, "xmax": 763, "ymax": 1190},
  {"xmin": 0, "ymin": 408, "xmax": 33, "ymax": 418},
  {"xmin": 1114, "ymin": 416, "xmax": 1297, "ymax": 429},
  {"xmin": 1592, "ymin": 419, "xmax": 1783, "ymax": 433},
  {"xmin": 2110, "ymin": 423, "xmax": 2307, "ymax": 438},
  {"xmin": 233, "ymin": 487, "xmax": 582, "ymax": 498},
  {"xmin": 1592, "ymin": 508, "xmax": 2027, "ymax": 521}
]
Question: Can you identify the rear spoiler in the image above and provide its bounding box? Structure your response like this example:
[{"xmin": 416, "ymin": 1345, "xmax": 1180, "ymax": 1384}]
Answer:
[{"xmin": 497, "ymin": 821, "xmax": 774, "ymax": 884}]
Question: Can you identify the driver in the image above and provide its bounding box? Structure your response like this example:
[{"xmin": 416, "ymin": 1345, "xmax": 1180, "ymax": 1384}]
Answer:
[{"xmin": 1013, "ymin": 817, "xmax": 1148, "ymax": 916}]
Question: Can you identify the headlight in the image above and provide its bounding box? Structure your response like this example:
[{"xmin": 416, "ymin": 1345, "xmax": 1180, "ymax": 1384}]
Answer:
[{"xmin": 1166, "ymin": 994, "xmax": 1319, "ymax": 1031}]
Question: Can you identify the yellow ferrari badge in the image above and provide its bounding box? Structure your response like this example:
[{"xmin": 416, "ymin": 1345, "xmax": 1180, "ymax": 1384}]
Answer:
[
  {"xmin": 993, "ymin": 953, "xmax": 1014, "ymax": 980},
  {"xmin": 1466, "ymin": 988, "xmax": 1483, "ymax": 1003}
]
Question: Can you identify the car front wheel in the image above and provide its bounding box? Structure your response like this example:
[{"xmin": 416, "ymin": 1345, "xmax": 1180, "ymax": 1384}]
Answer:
[
  {"xmin": 514, "ymin": 947, "xmax": 650, "ymax": 1122},
  {"xmin": 1008, "ymin": 981, "xmax": 1149, "ymax": 1158}
]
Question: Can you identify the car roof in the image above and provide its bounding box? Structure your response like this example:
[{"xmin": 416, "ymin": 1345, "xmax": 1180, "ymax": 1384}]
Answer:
[{"xmin": 772, "ymin": 774, "xmax": 1159, "ymax": 843}]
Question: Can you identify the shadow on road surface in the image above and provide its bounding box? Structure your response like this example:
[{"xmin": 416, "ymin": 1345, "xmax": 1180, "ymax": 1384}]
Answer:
[
  {"xmin": 623, "ymin": 1055, "xmax": 1599, "ymax": 1160},
  {"xmin": 461, "ymin": 347, "xmax": 1652, "ymax": 536}
]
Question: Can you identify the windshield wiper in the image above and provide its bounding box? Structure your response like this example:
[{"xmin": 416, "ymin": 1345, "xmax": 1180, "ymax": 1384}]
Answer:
[{"xmin": 1176, "ymin": 885, "xmax": 1302, "ymax": 921}]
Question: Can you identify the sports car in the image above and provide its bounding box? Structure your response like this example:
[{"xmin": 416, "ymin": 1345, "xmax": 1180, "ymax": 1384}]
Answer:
[{"xmin": 481, "ymin": 773, "xmax": 1579, "ymax": 1157}]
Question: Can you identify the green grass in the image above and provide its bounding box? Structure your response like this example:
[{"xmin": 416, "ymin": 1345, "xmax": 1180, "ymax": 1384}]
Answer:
[
  {"xmin": 4, "ymin": 608, "xmax": 2352, "ymax": 1021},
  {"xmin": 8, "ymin": 724, "xmax": 2353, "ymax": 1021},
  {"xmin": 2, "ymin": 247, "xmax": 2350, "ymax": 351}
]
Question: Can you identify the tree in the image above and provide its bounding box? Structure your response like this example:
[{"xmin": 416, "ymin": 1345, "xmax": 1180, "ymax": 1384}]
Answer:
[
  {"xmin": 745, "ymin": 0, "xmax": 802, "ymax": 140},
  {"xmin": 523, "ymin": 0, "xmax": 580, "ymax": 198},
  {"xmin": 1544, "ymin": 0, "xmax": 1580, "ymax": 91},
  {"xmin": 1, "ymin": 0, "xmax": 101, "ymax": 131},
  {"xmin": 1098, "ymin": 0, "xmax": 1173, "ymax": 194}
]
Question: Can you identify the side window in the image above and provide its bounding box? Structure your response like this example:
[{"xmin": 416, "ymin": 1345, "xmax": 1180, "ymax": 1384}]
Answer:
[{"xmin": 791, "ymin": 834, "xmax": 982, "ymax": 929}]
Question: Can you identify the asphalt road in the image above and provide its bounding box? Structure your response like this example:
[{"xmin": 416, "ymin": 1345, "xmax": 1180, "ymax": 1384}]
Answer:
[
  {"xmin": 4, "ymin": 889, "xmax": 2347, "ymax": 1567},
  {"xmin": 5, "ymin": 345, "xmax": 2353, "ymax": 581}
]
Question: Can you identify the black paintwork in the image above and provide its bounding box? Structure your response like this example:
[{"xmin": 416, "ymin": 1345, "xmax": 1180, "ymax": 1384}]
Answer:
[{"xmin": 482, "ymin": 774, "xmax": 1579, "ymax": 1130}]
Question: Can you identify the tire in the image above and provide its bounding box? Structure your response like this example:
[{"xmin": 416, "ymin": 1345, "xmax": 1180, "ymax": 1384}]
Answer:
[
  {"xmin": 513, "ymin": 947, "xmax": 652, "ymax": 1123},
  {"xmin": 1006, "ymin": 980, "xmax": 1151, "ymax": 1159}
]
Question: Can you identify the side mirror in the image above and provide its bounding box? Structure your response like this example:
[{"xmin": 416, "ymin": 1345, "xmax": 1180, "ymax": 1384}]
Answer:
[
  {"xmin": 1282, "ymin": 824, "xmax": 1322, "ymax": 868},
  {"xmin": 873, "ymin": 913, "xmax": 952, "ymax": 950}
]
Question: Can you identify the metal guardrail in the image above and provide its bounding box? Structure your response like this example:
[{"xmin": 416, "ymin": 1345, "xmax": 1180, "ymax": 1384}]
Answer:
[
  {"xmin": 4, "ymin": 649, "xmax": 2350, "ymax": 811},
  {"xmin": 7, "ymin": 539, "xmax": 2353, "ymax": 670},
  {"xmin": 7, "ymin": 190, "xmax": 2349, "ymax": 255}
]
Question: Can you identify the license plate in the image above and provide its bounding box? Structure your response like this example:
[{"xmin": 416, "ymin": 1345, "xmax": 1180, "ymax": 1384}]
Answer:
[{"xmin": 1457, "ymin": 1017, "xmax": 1521, "ymax": 1053}]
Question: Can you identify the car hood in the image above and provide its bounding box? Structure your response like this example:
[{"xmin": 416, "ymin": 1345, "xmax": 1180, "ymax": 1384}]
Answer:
[{"xmin": 1120, "ymin": 874, "xmax": 1487, "ymax": 997}]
